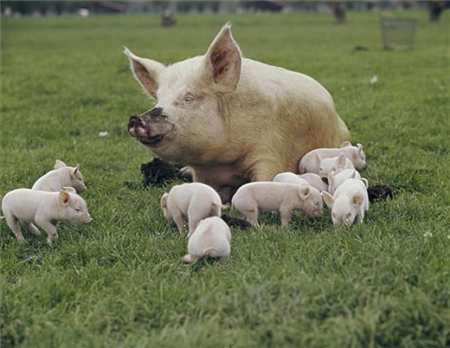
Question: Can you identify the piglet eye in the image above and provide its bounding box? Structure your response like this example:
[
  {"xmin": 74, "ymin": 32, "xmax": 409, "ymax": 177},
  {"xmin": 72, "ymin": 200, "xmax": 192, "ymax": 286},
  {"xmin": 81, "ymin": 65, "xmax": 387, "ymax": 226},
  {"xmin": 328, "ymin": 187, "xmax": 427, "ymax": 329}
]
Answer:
[
  {"xmin": 75, "ymin": 207, "xmax": 81, "ymax": 212},
  {"xmin": 184, "ymin": 95, "xmax": 194, "ymax": 103}
]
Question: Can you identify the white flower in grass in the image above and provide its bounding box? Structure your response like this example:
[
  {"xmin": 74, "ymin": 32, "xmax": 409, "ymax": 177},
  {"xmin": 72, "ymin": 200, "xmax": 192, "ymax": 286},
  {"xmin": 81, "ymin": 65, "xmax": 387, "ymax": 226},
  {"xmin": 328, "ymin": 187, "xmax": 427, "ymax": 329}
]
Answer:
[
  {"xmin": 369, "ymin": 75, "xmax": 378, "ymax": 84},
  {"xmin": 423, "ymin": 231, "xmax": 433, "ymax": 238},
  {"xmin": 98, "ymin": 131, "xmax": 109, "ymax": 137}
]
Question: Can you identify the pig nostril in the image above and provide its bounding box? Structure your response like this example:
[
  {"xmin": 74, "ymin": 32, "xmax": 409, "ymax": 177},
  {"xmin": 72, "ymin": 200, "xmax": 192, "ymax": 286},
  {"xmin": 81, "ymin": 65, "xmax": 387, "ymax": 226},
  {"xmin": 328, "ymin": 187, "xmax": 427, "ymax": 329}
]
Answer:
[
  {"xmin": 149, "ymin": 107, "xmax": 163, "ymax": 117},
  {"xmin": 128, "ymin": 115, "xmax": 142, "ymax": 129}
]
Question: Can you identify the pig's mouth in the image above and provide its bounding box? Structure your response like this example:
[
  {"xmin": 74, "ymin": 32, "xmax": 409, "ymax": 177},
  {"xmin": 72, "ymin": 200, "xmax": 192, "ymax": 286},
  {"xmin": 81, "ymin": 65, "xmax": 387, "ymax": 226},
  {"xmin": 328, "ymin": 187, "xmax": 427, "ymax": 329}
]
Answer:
[
  {"xmin": 128, "ymin": 115, "xmax": 173, "ymax": 148},
  {"xmin": 140, "ymin": 134, "xmax": 165, "ymax": 147}
]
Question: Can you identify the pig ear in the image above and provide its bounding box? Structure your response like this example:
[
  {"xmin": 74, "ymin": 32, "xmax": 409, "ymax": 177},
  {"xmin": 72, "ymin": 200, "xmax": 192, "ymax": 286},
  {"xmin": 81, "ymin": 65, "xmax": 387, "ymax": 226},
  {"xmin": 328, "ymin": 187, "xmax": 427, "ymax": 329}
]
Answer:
[
  {"xmin": 338, "ymin": 153, "xmax": 346, "ymax": 167},
  {"xmin": 58, "ymin": 190, "xmax": 71, "ymax": 206},
  {"xmin": 352, "ymin": 193, "xmax": 364, "ymax": 207},
  {"xmin": 361, "ymin": 178, "xmax": 369, "ymax": 189},
  {"xmin": 322, "ymin": 191, "xmax": 334, "ymax": 209},
  {"xmin": 298, "ymin": 185, "xmax": 310, "ymax": 200},
  {"xmin": 160, "ymin": 193, "xmax": 169, "ymax": 210},
  {"xmin": 54, "ymin": 160, "xmax": 66, "ymax": 169},
  {"xmin": 203, "ymin": 23, "xmax": 242, "ymax": 93},
  {"xmin": 350, "ymin": 170, "xmax": 356, "ymax": 179},
  {"xmin": 328, "ymin": 171, "xmax": 334, "ymax": 186},
  {"xmin": 315, "ymin": 154, "xmax": 322, "ymax": 167},
  {"xmin": 357, "ymin": 143, "xmax": 363, "ymax": 154},
  {"xmin": 340, "ymin": 141, "xmax": 352, "ymax": 148},
  {"xmin": 72, "ymin": 164, "xmax": 79, "ymax": 176},
  {"xmin": 62, "ymin": 187, "xmax": 77, "ymax": 194},
  {"xmin": 124, "ymin": 47, "xmax": 165, "ymax": 100}
]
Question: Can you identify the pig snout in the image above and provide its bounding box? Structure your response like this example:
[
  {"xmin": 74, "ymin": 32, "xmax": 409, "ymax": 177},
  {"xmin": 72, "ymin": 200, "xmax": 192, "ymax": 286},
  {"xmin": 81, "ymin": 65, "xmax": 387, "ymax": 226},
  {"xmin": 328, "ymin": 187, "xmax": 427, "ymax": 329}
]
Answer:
[
  {"xmin": 84, "ymin": 215, "xmax": 92, "ymax": 224},
  {"xmin": 128, "ymin": 115, "xmax": 148, "ymax": 138}
]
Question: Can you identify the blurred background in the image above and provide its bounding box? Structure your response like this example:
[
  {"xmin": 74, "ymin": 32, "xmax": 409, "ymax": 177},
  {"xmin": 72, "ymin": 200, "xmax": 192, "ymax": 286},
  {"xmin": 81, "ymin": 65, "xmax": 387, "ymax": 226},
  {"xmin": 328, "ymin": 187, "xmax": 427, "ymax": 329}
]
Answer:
[{"xmin": 1, "ymin": 1, "xmax": 448, "ymax": 24}]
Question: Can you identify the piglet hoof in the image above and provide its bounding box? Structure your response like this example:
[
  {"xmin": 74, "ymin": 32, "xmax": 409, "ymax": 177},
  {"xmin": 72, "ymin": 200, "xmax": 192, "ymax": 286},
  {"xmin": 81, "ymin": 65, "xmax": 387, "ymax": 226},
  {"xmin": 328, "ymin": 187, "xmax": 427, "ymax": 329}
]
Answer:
[
  {"xmin": 182, "ymin": 254, "xmax": 197, "ymax": 263},
  {"xmin": 127, "ymin": 115, "xmax": 148, "ymax": 138},
  {"xmin": 46, "ymin": 237, "xmax": 58, "ymax": 245}
]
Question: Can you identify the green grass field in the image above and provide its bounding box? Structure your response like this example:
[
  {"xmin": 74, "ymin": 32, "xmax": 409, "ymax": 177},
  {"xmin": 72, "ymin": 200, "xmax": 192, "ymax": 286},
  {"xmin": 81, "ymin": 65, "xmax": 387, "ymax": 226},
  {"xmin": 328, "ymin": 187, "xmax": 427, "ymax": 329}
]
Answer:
[{"xmin": 1, "ymin": 11, "xmax": 449, "ymax": 348}]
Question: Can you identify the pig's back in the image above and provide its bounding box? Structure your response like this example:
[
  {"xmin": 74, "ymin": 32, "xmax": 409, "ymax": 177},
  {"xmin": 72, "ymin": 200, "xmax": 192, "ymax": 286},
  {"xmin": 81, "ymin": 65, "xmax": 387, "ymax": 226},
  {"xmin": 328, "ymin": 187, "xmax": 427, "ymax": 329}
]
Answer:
[
  {"xmin": 188, "ymin": 218, "xmax": 231, "ymax": 257},
  {"xmin": 2, "ymin": 189, "xmax": 52, "ymax": 222},
  {"xmin": 32, "ymin": 169, "xmax": 66, "ymax": 191},
  {"xmin": 241, "ymin": 58, "xmax": 334, "ymax": 105},
  {"xmin": 233, "ymin": 182, "xmax": 296, "ymax": 211},
  {"xmin": 335, "ymin": 179, "xmax": 367, "ymax": 198}
]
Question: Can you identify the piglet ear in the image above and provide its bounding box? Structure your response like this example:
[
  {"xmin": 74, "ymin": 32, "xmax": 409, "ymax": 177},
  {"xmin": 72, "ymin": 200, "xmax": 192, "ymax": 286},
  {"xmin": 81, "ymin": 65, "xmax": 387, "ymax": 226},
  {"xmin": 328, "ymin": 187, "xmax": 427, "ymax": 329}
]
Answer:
[
  {"xmin": 328, "ymin": 171, "xmax": 335, "ymax": 186},
  {"xmin": 350, "ymin": 170, "xmax": 356, "ymax": 179},
  {"xmin": 203, "ymin": 23, "xmax": 242, "ymax": 93},
  {"xmin": 54, "ymin": 160, "xmax": 66, "ymax": 169},
  {"xmin": 357, "ymin": 143, "xmax": 363, "ymax": 154},
  {"xmin": 322, "ymin": 191, "xmax": 334, "ymax": 209},
  {"xmin": 298, "ymin": 185, "xmax": 310, "ymax": 200},
  {"xmin": 337, "ymin": 153, "xmax": 346, "ymax": 167},
  {"xmin": 58, "ymin": 190, "xmax": 71, "ymax": 206},
  {"xmin": 160, "ymin": 193, "xmax": 169, "ymax": 210},
  {"xmin": 62, "ymin": 187, "xmax": 77, "ymax": 194},
  {"xmin": 352, "ymin": 193, "xmax": 364, "ymax": 207},
  {"xmin": 361, "ymin": 178, "xmax": 369, "ymax": 189},
  {"xmin": 315, "ymin": 154, "xmax": 322, "ymax": 167},
  {"xmin": 72, "ymin": 164, "xmax": 79, "ymax": 176},
  {"xmin": 340, "ymin": 141, "xmax": 352, "ymax": 148}
]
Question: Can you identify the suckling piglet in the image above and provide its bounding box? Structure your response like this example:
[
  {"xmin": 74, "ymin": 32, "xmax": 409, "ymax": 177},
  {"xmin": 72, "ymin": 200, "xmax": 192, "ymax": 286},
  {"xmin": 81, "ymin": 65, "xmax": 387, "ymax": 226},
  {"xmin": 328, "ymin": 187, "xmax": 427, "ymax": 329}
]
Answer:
[{"xmin": 299, "ymin": 142, "xmax": 366, "ymax": 174}]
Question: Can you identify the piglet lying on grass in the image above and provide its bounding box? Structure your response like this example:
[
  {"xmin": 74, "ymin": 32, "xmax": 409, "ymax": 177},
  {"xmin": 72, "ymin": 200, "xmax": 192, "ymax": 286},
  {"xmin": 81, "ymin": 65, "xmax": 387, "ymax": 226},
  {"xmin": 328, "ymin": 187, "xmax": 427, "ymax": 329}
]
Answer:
[
  {"xmin": 1, "ymin": 188, "xmax": 92, "ymax": 244},
  {"xmin": 232, "ymin": 182, "xmax": 322, "ymax": 227},
  {"xmin": 299, "ymin": 142, "xmax": 366, "ymax": 174},
  {"xmin": 160, "ymin": 183, "xmax": 222, "ymax": 236},
  {"xmin": 322, "ymin": 179, "xmax": 369, "ymax": 226},
  {"xmin": 32, "ymin": 160, "xmax": 86, "ymax": 193},
  {"xmin": 318, "ymin": 153, "xmax": 355, "ymax": 180},
  {"xmin": 182, "ymin": 217, "xmax": 231, "ymax": 263}
]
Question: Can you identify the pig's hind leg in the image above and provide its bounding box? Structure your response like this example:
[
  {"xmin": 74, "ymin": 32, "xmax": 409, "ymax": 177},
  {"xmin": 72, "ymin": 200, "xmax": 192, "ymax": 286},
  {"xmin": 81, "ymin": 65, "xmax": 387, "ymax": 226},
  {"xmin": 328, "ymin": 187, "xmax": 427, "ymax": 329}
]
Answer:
[
  {"xmin": 4, "ymin": 212, "xmax": 25, "ymax": 242},
  {"xmin": 182, "ymin": 254, "xmax": 198, "ymax": 263},
  {"xmin": 172, "ymin": 210, "xmax": 185, "ymax": 235},
  {"xmin": 26, "ymin": 223, "xmax": 41, "ymax": 236}
]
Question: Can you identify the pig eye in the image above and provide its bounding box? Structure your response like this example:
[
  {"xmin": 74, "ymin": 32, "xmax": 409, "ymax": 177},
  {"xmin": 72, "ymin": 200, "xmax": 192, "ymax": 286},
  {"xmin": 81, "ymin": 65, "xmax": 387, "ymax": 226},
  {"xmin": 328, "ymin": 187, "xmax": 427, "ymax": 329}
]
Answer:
[
  {"xmin": 75, "ymin": 207, "xmax": 81, "ymax": 212},
  {"xmin": 184, "ymin": 95, "xmax": 195, "ymax": 103}
]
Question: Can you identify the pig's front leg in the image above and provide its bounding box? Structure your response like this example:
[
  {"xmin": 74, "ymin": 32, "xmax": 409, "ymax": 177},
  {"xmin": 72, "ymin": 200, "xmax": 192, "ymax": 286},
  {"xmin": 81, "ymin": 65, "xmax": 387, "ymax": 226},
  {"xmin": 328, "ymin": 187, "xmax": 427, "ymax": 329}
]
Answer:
[
  {"xmin": 36, "ymin": 219, "xmax": 59, "ymax": 244},
  {"xmin": 279, "ymin": 206, "xmax": 293, "ymax": 227}
]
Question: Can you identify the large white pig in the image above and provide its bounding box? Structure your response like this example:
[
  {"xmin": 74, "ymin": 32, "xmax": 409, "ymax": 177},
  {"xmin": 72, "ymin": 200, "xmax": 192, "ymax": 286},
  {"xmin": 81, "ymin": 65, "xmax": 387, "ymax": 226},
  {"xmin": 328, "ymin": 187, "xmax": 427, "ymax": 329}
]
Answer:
[{"xmin": 126, "ymin": 24, "xmax": 350, "ymax": 202}]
